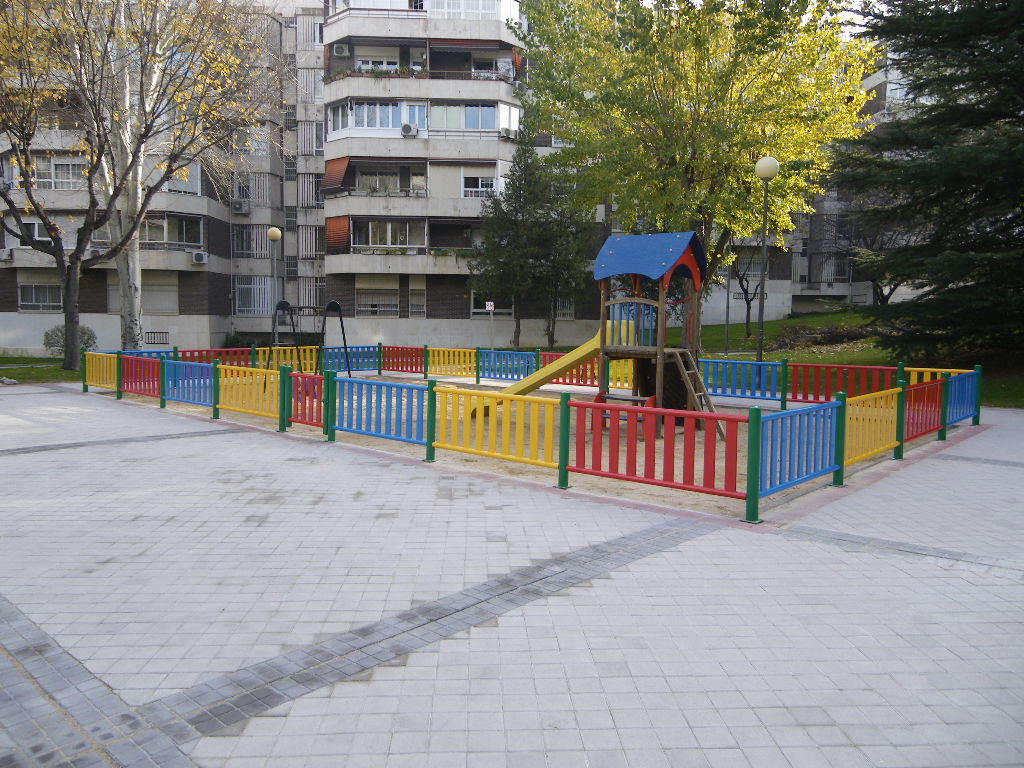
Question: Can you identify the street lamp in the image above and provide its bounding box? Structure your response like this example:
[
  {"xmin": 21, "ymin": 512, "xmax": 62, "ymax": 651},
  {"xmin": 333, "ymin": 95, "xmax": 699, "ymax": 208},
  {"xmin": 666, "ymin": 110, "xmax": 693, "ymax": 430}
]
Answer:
[
  {"xmin": 753, "ymin": 156, "xmax": 779, "ymax": 363},
  {"xmin": 267, "ymin": 226, "xmax": 282, "ymax": 344}
]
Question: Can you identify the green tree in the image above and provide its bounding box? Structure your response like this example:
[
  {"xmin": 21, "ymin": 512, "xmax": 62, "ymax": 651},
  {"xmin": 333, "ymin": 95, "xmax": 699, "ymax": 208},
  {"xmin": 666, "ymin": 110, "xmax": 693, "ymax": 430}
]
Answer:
[
  {"xmin": 0, "ymin": 0, "xmax": 279, "ymax": 368},
  {"xmin": 831, "ymin": 0, "xmax": 1024, "ymax": 356},
  {"xmin": 467, "ymin": 131, "xmax": 594, "ymax": 349},
  {"xmin": 516, "ymin": 0, "xmax": 872, "ymax": 347}
]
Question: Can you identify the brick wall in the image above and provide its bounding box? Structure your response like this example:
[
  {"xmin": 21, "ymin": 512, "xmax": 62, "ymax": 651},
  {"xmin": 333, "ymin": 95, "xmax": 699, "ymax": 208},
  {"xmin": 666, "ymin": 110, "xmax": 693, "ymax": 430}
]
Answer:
[
  {"xmin": 326, "ymin": 274, "xmax": 355, "ymax": 316},
  {"xmin": 207, "ymin": 272, "xmax": 231, "ymax": 316},
  {"xmin": 425, "ymin": 275, "xmax": 470, "ymax": 320},
  {"xmin": 79, "ymin": 270, "xmax": 107, "ymax": 313},
  {"xmin": 398, "ymin": 274, "xmax": 409, "ymax": 318},
  {"xmin": 177, "ymin": 271, "xmax": 230, "ymax": 316},
  {"xmin": 0, "ymin": 269, "xmax": 17, "ymax": 311}
]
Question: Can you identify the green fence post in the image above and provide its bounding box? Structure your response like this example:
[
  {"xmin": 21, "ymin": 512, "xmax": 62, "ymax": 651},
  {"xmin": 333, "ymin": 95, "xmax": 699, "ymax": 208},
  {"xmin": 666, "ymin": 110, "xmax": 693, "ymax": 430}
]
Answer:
[
  {"xmin": 832, "ymin": 392, "xmax": 847, "ymax": 486},
  {"xmin": 278, "ymin": 365, "xmax": 292, "ymax": 432},
  {"xmin": 172, "ymin": 345, "xmax": 180, "ymax": 361},
  {"xmin": 424, "ymin": 379, "xmax": 437, "ymax": 462},
  {"xmin": 324, "ymin": 369, "xmax": 337, "ymax": 441},
  {"xmin": 744, "ymin": 407, "xmax": 762, "ymax": 524},
  {"xmin": 377, "ymin": 343, "xmax": 383, "ymax": 376},
  {"xmin": 938, "ymin": 372, "xmax": 950, "ymax": 441},
  {"xmin": 423, "ymin": 345, "xmax": 429, "ymax": 380},
  {"xmin": 896, "ymin": 361, "xmax": 905, "ymax": 386},
  {"xmin": 535, "ymin": 348, "xmax": 542, "ymax": 373},
  {"xmin": 212, "ymin": 359, "xmax": 221, "ymax": 419},
  {"xmin": 115, "ymin": 352, "xmax": 123, "ymax": 400},
  {"xmin": 81, "ymin": 348, "xmax": 88, "ymax": 392},
  {"xmin": 557, "ymin": 392, "xmax": 571, "ymax": 489},
  {"xmin": 159, "ymin": 359, "xmax": 167, "ymax": 409},
  {"xmin": 250, "ymin": 344, "xmax": 258, "ymax": 368},
  {"xmin": 779, "ymin": 357, "xmax": 789, "ymax": 411},
  {"xmin": 972, "ymin": 364, "xmax": 982, "ymax": 425},
  {"xmin": 894, "ymin": 378, "xmax": 906, "ymax": 460},
  {"xmin": 475, "ymin": 347, "xmax": 481, "ymax": 384}
]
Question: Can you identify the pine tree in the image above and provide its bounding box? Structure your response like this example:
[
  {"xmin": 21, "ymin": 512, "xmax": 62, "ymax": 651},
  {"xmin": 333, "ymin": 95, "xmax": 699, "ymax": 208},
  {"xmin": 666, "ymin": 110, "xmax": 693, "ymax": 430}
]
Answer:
[
  {"xmin": 467, "ymin": 131, "xmax": 593, "ymax": 349},
  {"xmin": 832, "ymin": 0, "xmax": 1024, "ymax": 357}
]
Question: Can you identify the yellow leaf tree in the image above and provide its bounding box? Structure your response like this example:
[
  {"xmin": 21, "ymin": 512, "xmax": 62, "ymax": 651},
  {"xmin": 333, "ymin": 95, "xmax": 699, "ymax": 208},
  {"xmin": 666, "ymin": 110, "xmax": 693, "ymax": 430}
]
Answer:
[
  {"xmin": 516, "ymin": 0, "xmax": 873, "ymax": 346},
  {"xmin": 0, "ymin": 0, "xmax": 280, "ymax": 367}
]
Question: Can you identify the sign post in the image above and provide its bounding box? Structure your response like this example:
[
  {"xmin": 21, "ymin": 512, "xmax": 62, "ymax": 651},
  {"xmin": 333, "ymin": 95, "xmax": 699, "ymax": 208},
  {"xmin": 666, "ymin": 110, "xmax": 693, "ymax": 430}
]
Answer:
[{"xmin": 486, "ymin": 301, "xmax": 495, "ymax": 349}]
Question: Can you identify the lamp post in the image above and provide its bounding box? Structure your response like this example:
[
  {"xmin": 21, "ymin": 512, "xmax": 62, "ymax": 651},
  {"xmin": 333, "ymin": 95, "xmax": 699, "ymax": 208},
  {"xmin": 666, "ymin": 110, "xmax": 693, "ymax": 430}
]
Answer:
[
  {"xmin": 267, "ymin": 226, "xmax": 282, "ymax": 345},
  {"xmin": 753, "ymin": 156, "xmax": 779, "ymax": 363}
]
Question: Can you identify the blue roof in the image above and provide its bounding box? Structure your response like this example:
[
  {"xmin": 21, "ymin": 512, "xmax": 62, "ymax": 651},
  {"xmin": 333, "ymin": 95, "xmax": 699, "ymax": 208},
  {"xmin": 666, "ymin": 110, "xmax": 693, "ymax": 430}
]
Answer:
[{"xmin": 592, "ymin": 232, "xmax": 707, "ymax": 284}]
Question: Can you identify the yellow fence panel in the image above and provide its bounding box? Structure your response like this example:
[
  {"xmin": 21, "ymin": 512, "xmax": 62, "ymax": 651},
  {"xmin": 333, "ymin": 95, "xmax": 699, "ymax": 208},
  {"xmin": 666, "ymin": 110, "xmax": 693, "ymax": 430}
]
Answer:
[
  {"xmin": 434, "ymin": 386, "xmax": 561, "ymax": 469},
  {"xmin": 428, "ymin": 348, "xmax": 476, "ymax": 378},
  {"xmin": 903, "ymin": 367, "xmax": 972, "ymax": 385},
  {"xmin": 84, "ymin": 352, "xmax": 118, "ymax": 390},
  {"xmin": 608, "ymin": 359, "xmax": 634, "ymax": 389},
  {"xmin": 217, "ymin": 365, "xmax": 280, "ymax": 419},
  {"xmin": 845, "ymin": 387, "xmax": 900, "ymax": 466},
  {"xmin": 255, "ymin": 346, "xmax": 319, "ymax": 373}
]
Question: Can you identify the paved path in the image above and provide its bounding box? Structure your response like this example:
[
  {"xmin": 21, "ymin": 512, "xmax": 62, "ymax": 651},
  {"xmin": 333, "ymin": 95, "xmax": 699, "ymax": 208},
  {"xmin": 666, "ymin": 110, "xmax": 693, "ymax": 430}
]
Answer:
[{"xmin": 1, "ymin": 384, "xmax": 1021, "ymax": 768}]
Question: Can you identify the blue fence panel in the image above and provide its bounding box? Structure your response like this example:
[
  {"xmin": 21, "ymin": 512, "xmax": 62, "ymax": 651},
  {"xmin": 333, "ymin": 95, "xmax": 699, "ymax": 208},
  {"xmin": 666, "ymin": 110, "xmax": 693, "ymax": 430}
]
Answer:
[
  {"xmin": 334, "ymin": 377, "xmax": 428, "ymax": 445},
  {"xmin": 323, "ymin": 346, "xmax": 378, "ymax": 372},
  {"xmin": 759, "ymin": 401, "xmax": 840, "ymax": 497},
  {"xmin": 947, "ymin": 371, "xmax": 980, "ymax": 425},
  {"xmin": 118, "ymin": 349, "xmax": 175, "ymax": 359},
  {"xmin": 164, "ymin": 360, "xmax": 214, "ymax": 406},
  {"xmin": 610, "ymin": 302, "xmax": 658, "ymax": 347},
  {"xmin": 479, "ymin": 350, "xmax": 536, "ymax": 381},
  {"xmin": 701, "ymin": 359, "xmax": 782, "ymax": 400}
]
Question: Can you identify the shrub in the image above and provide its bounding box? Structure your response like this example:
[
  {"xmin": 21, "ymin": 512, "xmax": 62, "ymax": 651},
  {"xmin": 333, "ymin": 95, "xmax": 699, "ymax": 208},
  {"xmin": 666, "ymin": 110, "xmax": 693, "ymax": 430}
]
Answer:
[{"xmin": 43, "ymin": 325, "xmax": 98, "ymax": 357}]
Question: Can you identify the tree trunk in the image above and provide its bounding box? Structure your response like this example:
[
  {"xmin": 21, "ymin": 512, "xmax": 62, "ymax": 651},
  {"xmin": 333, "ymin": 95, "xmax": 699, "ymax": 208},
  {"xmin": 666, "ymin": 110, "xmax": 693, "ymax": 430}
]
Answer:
[
  {"xmin": 545, "ymin": 296, "xmax": 557, "ymax": 350},
  {"xmin": 511, "ymin": 307, "xmax": 522, "ymax": 349},
  {"xmin": 118, "ymin": 238, "xmax": 144, "ymax": 350},
  {"xmin": 61, "ymin": 262, "xmax": 82, "ymax": 370},
  {"xmin": 744, "ymin": 300, "xmax": 754, "ymax": 338}
]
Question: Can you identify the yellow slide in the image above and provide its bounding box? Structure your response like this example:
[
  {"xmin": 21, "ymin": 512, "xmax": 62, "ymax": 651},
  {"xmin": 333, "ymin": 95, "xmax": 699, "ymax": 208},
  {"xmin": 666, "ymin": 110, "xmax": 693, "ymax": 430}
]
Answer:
[{"xmin": 497, "ymin": 331, "xmax": 601, "ymax": 397}]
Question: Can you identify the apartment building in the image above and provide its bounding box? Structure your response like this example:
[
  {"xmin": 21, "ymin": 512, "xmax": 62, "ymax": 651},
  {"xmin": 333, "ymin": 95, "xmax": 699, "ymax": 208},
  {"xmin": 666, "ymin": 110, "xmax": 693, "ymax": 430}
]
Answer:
[
  {"xmin": 319, "ymin": 0, "xmax": 600, "ymax": 348},
  {"xmin": 0, "ymin": 2, "xmax": 326, "ymax": 355}
]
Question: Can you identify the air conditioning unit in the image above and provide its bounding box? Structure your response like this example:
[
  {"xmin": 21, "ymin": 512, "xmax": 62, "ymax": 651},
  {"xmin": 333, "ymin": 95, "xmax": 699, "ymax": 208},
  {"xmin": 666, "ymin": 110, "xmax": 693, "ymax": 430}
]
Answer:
[
  {"xmin": 401, "ymin": 123, "xmax": 419, "ymax": 138},
  {"xmin": 0, "ymin": 248, "xmax": 13, "ymax": 262},
  {"xmin": 332, "ymin": 43, "xmax": 350, "ymax": 56},
  {"xmin": 231, "ymin": 199, "xmax": 251, "ymax": 214},
  {"xmin": 499, "ymin": 127, "xmax": 518, "ymax": 140},
  {"xmin": 191, "ymin": 250, "xmax": 209, "ymax": 265}
]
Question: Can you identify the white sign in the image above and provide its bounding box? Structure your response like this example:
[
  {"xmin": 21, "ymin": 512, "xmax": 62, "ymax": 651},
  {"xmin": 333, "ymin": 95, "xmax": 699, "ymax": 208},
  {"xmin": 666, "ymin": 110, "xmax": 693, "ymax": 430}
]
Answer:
[{"xmin": 485, "ymin": 301, "xmax": 495, "ymax": 312}]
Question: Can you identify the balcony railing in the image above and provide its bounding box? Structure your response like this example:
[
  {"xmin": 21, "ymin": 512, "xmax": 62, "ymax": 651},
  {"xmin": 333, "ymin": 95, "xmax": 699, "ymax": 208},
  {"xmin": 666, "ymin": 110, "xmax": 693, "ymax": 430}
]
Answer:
[
  {"xmin": 326, "ymin": 68, "xmax": 514, "ymax": 85},
  {"xmin": 330, "ymin": 188, "xmax": 428, "ymax": 197}
]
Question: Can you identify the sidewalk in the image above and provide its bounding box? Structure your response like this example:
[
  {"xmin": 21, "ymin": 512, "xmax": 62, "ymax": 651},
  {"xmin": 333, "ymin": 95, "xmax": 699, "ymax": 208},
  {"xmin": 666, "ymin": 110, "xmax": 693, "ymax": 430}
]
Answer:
[{"xmin": 1, "ymin": 384, "xmax": 1021, "ymax": 768}]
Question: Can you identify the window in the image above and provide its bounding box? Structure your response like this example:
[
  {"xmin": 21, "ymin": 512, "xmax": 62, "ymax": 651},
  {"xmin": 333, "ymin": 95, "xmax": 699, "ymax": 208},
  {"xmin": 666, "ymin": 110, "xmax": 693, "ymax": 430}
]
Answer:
[
  {"xmin": 314, "ymin": 22, "xmax": 323, "ymax": 44},
  {"xmin": 298, "ymin": 173, "xmax": 323, "ymax": 208},
  {"xmin": 430, "ymin": 105, "xmax": 461, "ymax": 130},
  {"xmin": 297, "ymin": 225, "xmax": 324, "ymax": 259},
  {"xmin": 140, "ymin": 215, "xmax": 201, "ymax": 248},
  {"xmin": 407, "ymin": 104, "xmax": 426, "ymax": 128},
  {"xmin": 233, "ymin": 173, "xmax": 273, "ymax": 204},
  {"xmin": 356, "ymin": 58, "xmax": 398, "ymax": 72},
  {"xmin": 463, "ymin": 176, "xmax": 494, "ymax": 198},
  {"xmin": 298, "ymin": 277, "xmax": 325, "ymax": 309},
  {"xmin": 328, "ymin": 103, "xmax": 348, "ymax": 132},
  {"xmin": 430, "ymin": 104, "xmax": 496, "ymax": 130},
  {"xmin": 465, "ymin": 104, "xmax": 496, "ymax": 130},
  {"xmin": 18, "ymin": 284, "xmax": 61, "ymax": 311},
  {"xmin": 235, "ymin": 126, "xmax": 269, "ymax": 156},
  {"xmin": 352, "ymin": 102, "xmax": 402, "ymax": 129},
  {"xmin": 233, "ymin": 275, "xmax": 273, "ymax": 315},
  {"xmin": 231, "ymin": 224, "xmax": 272, "ymax": 258},
  {"xmin": 298, "ymin": 69, "xmax": 323, "ymax": 102},
  {"xmin": 29, "ymin": 157, "xmax": 87, "ymax": 190},
  {"xmin": 298, "ymin": 122, "xmax": 324, "ymax": 155},
  {"xmin": 471, "ymin": 291, "xmax": 512, "ymax": 315},
  {"xmin": 356, "ymin": 289, "xmax": 400, "ymax": 317},
  {"xmin": 357, "ymin": 169, "xmax": 399, "ymax": 192},
  {"xmin": 352, "ymin": 220, "xmax": 426, "ymax": 249},
  {"xmin": 409, "ymin": 288, "xmax": 425, "ymax": 317},
  {"xmin": 11, "ymin": 222, "xmax": 51, "ymax": 246}
]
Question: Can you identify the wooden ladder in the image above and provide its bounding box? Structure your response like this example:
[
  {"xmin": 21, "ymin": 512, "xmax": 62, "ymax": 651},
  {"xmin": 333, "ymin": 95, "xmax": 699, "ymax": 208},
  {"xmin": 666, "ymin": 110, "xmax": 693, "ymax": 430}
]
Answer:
[{"xmin": 669, "ymin": 349, "xmax": 726, "ymax": 440}]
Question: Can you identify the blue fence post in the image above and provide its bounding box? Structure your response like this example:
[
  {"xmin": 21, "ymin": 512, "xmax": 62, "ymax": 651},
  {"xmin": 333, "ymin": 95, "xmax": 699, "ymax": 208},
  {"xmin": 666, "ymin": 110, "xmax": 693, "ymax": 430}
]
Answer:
[{"xmin": 972, "ymin": 364, "xmax": 982, "ymax": 425}]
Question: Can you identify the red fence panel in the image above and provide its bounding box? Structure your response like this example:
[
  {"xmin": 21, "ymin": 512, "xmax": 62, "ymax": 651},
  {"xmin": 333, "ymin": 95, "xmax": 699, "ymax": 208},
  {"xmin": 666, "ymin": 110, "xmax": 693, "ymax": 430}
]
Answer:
[
  {"xmin": 904, "ymin": 379, "xmax": 944, "ymax": 441},
  {"xmin": 291, "ymin": 372, "xmax": 324, "ymax": 428},
  {"xmin": 569, "ymin": 401, "xmax": 747, "ymax": 500},
  {"xmin": 539, "ymin": 352, "xmax": 600, "ymax": 386},
  {"xmin": 121, "ymin": 355, "xmax": 161, "ymax": 398},
  {"xmin": 788, "ymin": 363, "xmax": 897, "ymax": 404},
  {"xmin": 179, "ymin": 348, "xmax": 253, "ymax": 367},
  {"xmin": 381, "ymin": 345, "xmax": 425, "ymax": 374}
]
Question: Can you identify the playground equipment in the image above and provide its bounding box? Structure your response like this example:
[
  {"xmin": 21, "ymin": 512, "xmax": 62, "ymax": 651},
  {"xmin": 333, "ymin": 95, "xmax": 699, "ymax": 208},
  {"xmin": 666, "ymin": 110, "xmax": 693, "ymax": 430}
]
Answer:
[
  {"xmin": 271, "ymin": 300, "xmax": 297, "ymax": 347},
  {"xmin": 592, "ymin": 232, "xmax": 722, "ymax": 435}
]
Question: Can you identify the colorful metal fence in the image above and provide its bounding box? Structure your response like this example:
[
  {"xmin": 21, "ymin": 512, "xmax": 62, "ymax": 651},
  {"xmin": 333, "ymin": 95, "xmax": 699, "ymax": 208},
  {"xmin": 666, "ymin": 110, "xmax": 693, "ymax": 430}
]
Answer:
[
  {"xmin": 607, "ymin": 301, "xmax": 658, "ymax": 347},
  {"xmin": 433, "ymin": 387, "xmax": 565, "ymax": 469},
  {"xmin": 844, "ymin": 387, "xmax": 901, "ymax": 466},
  {"xmin": 904, "ymin": 379, "xmax": 945, "ymax": 441},
  {"xmin": 789, "ymin": 363, "xmax": 896, "ymax": 404},
  {"xmin": 291, "ymin": 372, "xmax": 324, "ymax": 428},
  {"xmin": 701, "ymin": 360, "xmax": 782, "ymax": 400},
  {"xmin": 164, "ymin": 360, "xmax": 214, "ymax": 406},
  {"xmin": 758, "ymin": 402, "xmax": 840, "ymax": 496},
  {"xmin": 381, "ymin": 345, "xmax": 426, "ymax": 375},
  {"xmin": 427, "ymin": 347, "xmax": 476, "ymax": 378},
  {"xmin": 904, "ymin": 366, "xmax": 973, "ymax": 385},
  {"xmin": 569, "ymin": 401, "xmax": 747, "ymax": 500},
  {"xmin": 947, "ymin": 370, "xmax": 982, "ymax": 425},
  {"xmin": 121, "ymin": 355, "xmax": 161, "ymax": 398},
  {"xmin": 538, "ymin": 353, "xmax": 633, "ymax": 389},
  {"xmin": 479, "ymin": 350, "xmax": 537, "ymax": 381},
  {"xmin": 83, "ymin": 352, "xmax": 119, "ymax": 391},
  {"xmin": 331, "ymin": 378, "xmax": 430, "ymax": 446},
  {"xmin": 179, "ymin": 348, "xmax": 252, "ymax": 366},
  {"xmin": 255, "ymin": 346, "xmax": 319, "ymax": 373}
]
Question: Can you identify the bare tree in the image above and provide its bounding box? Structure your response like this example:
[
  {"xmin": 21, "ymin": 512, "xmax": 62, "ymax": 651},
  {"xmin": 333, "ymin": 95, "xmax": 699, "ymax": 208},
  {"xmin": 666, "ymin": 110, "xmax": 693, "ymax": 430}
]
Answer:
[{"xmin": 0, "ymin": 0, "xmax": 281, "ymax": 367}]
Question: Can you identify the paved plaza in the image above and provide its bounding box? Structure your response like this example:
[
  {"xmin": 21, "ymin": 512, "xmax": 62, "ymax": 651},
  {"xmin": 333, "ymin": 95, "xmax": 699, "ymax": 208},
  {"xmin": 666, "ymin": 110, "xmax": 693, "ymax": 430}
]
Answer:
[{"xmin": 1, "ymin": 383, "xmax": 1022, "ymax": 768}]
